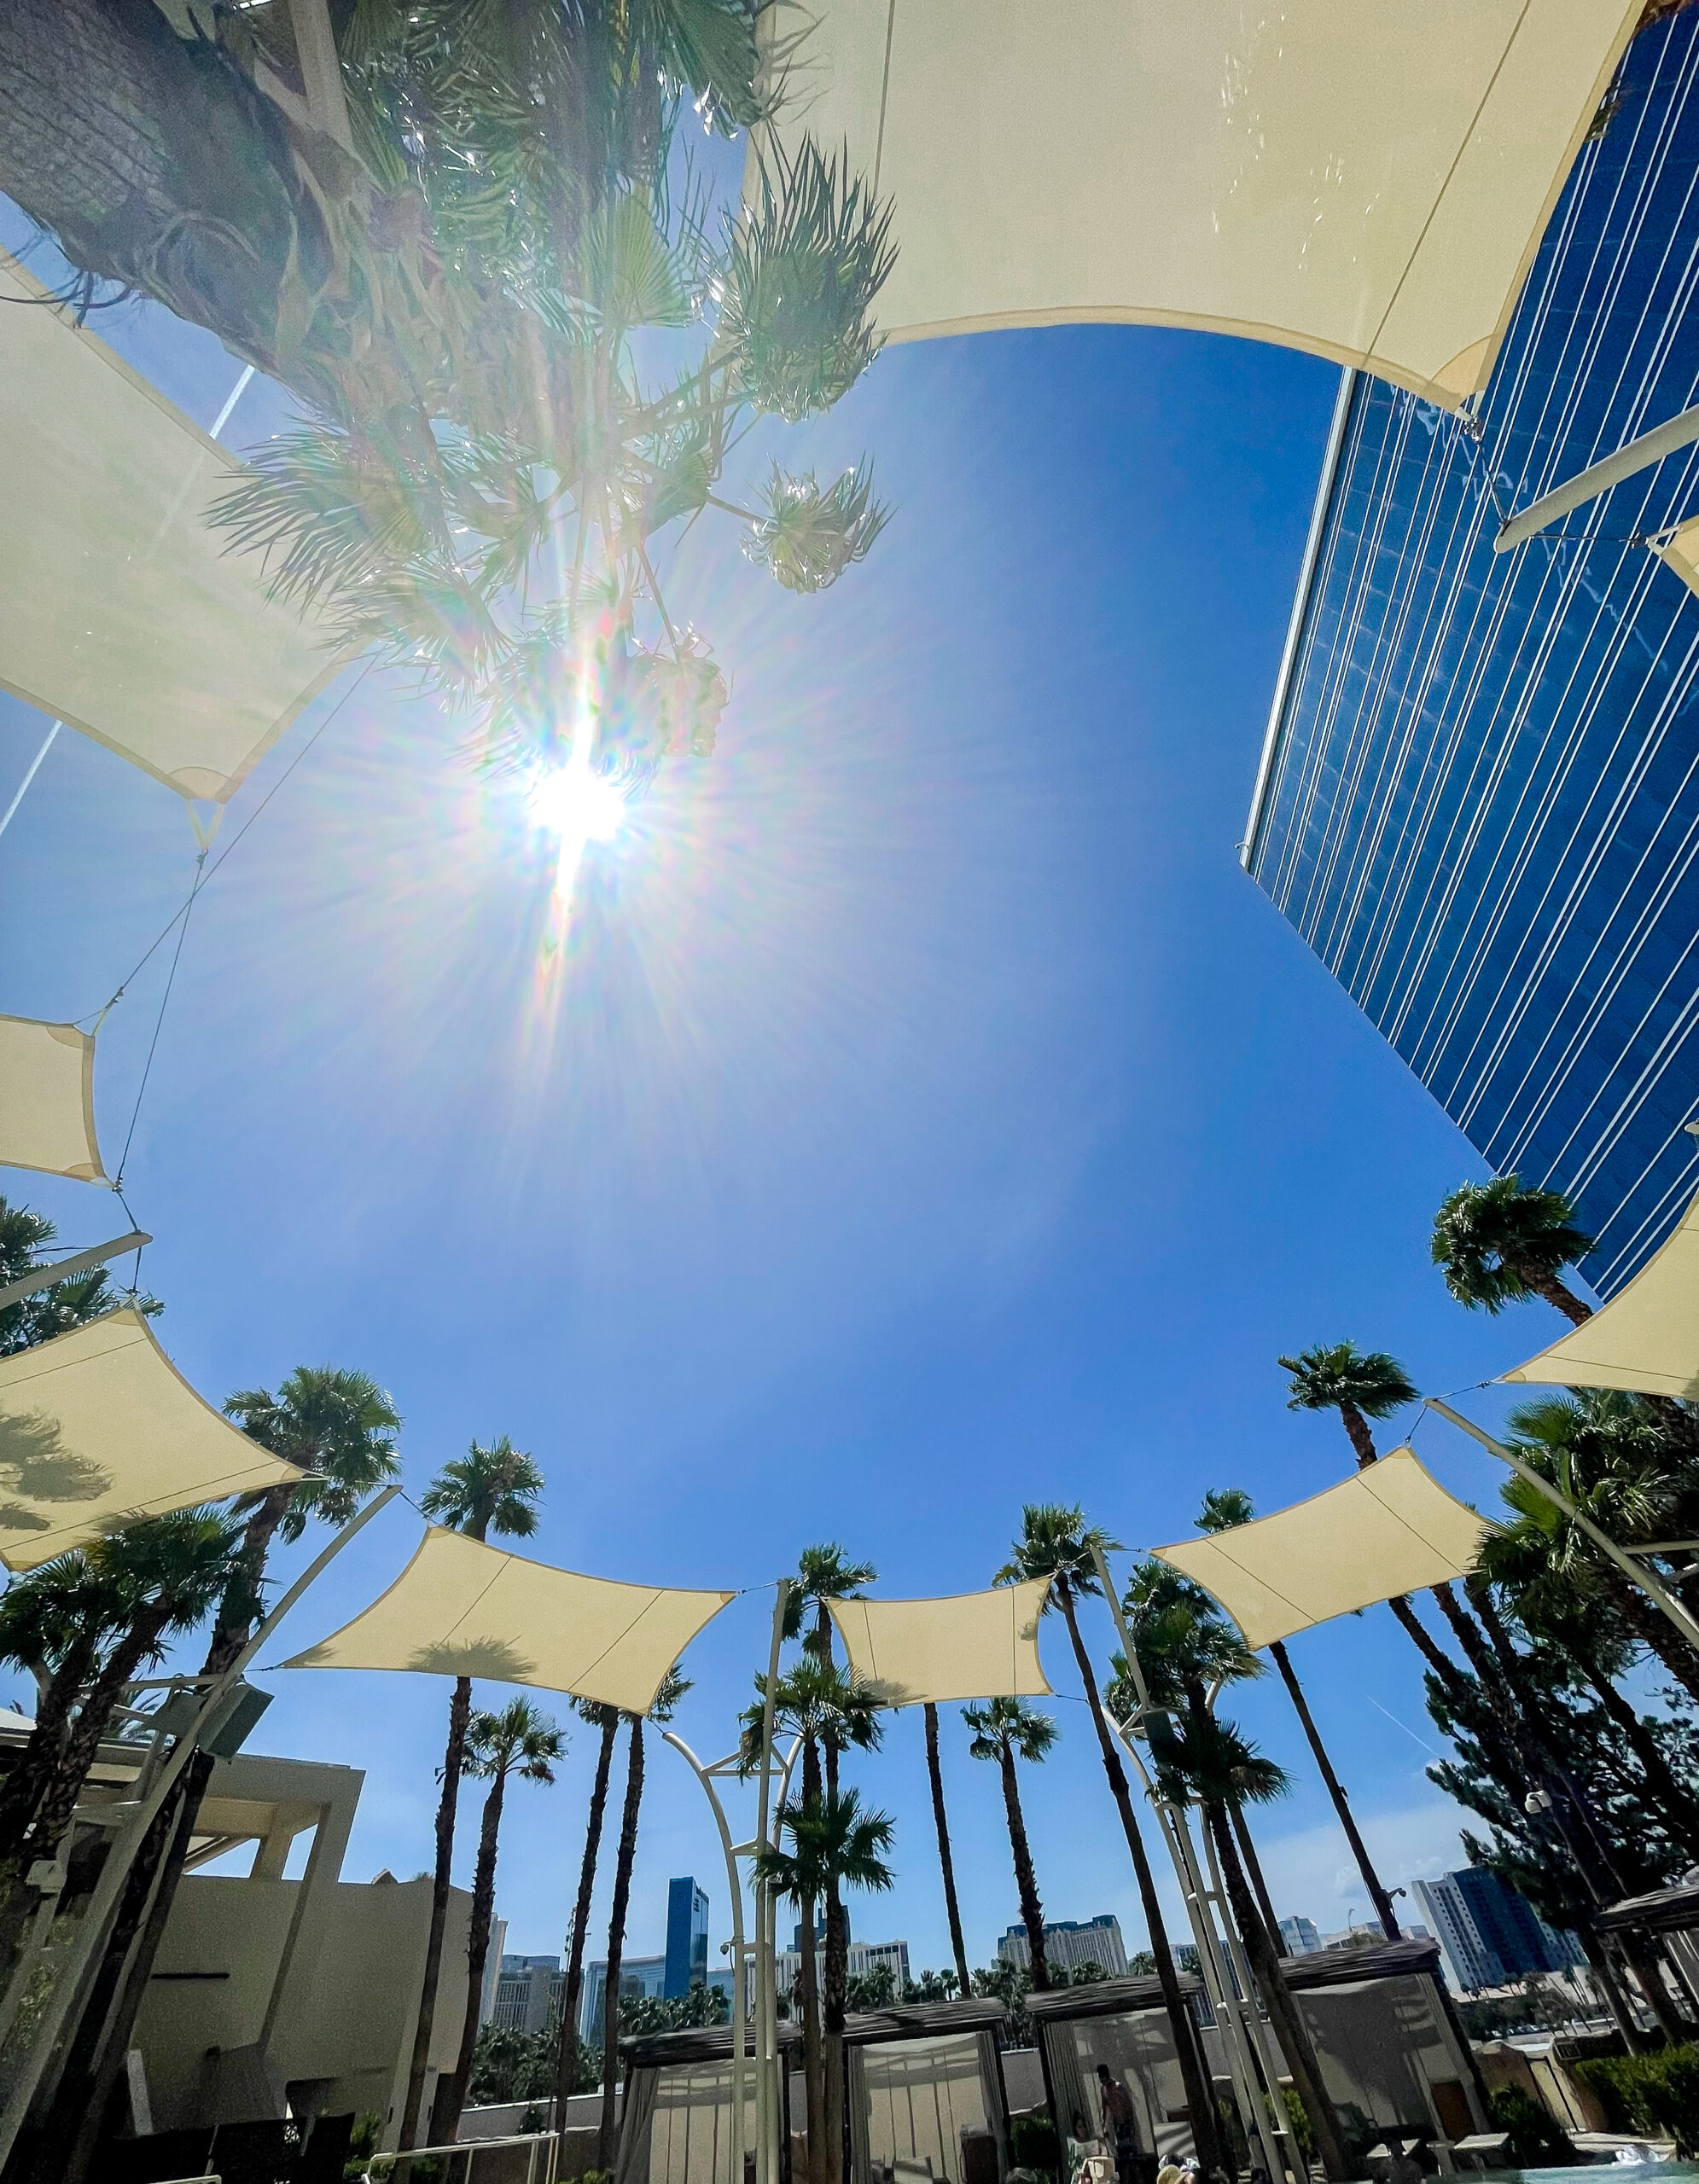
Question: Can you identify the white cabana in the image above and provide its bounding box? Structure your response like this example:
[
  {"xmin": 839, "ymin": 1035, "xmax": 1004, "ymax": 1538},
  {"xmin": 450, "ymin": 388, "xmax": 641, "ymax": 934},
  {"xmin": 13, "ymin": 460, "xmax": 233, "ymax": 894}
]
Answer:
[
  {"xmin": 776, "ymin": 0, "xmax": 1636, "ymax": 409},
  {"xmin": 0, "ymin": 1016, "xmax": 106, "ymax": 1183},
  {"xmin": 1501, "ymin": 1182, "xmax": 1699, "ymax": 1399},
  {"xmin": 1152, "ymin": 1450, "xmax": 1490, "ymax": 1648},
  {"xmin": 0, "ymin": 247, "xmax": 345, "ymax": 802},
  {"xmin": 283, "ymin": 1528, "xmax": 734, "ymax": 1715},
  {"xmin": 827, "ymin": 1577, "xmax": 1052, "ymax": 1705},
  {"xmin": 0, "ymin": 1307, "xmax": 301, "ymax": 1570}
]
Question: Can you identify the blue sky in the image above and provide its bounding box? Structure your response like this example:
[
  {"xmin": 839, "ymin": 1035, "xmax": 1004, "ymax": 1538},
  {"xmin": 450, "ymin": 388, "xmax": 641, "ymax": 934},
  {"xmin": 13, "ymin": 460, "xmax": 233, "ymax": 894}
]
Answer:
[{"xmin": 0, "ymin": 195, "xmax": 1578, "ymax": 1980}]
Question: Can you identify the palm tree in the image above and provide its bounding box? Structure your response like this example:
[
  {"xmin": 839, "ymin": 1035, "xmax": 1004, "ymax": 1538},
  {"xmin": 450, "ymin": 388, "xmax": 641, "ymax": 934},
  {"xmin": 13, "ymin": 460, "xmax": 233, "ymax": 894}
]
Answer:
[
  {"xmin": 552, "ymin": 1698, "xmax": 620, "ymax": 2121},
  {"xmin": 963, "ymin": 1699, "xmax": 1056, "ymax": 1992},
  {"xmin": 0, "ymin": 1195, "xmax": 144, "ymax": 1356},
  {"xmin": 1279, "ymin": 1341, "xmax": 1488, "ymax": 1693},
  {"xmin": 207, "ymin": 1366, "xmax": 402, "ymax": 1676},
  {"xmin": 1431, "ymin": 1176, "xmax": 1595, "ymax": 1326},
  {"xmin": 923, "ymin": 1701, "xmax": 973, "ymax": 2001},
  {"xmin": 438, "ymin": 1698, "xmax": 565, "ymax": 2143},
  {"xmin": 994, "ymin": 1505, "xmax": 1227, "ymax": 2183},
  {"xmin": 789, "ymin": 1544, "xmax": 877, "ymax": 2184},
  {"xmin": 740, "ymin": 1657, "xmax": 885, "ymax": 2184},
  {"xmin": 598, "ymin": 1666, "xmax": 690, "ymax": 2170},
  {"xmin": 403, "ymin": 1435, "xmax": 544, "ymax": 2152},
  {"xmin": 0, "ymin": 1508, "xmax": 245, "ymax": 1866},
  {"xmin": 1116, "ymin": 1565, "xmax": 1350, "ymax": 2184}
]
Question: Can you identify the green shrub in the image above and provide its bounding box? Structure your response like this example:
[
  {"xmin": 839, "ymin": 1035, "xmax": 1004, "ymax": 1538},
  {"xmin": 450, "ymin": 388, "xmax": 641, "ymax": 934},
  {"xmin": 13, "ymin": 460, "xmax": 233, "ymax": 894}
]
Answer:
[
  {"xmin": 1281, "ymin": 2086, "xmax": 1315, "ymax": 2162},
  {"xmin": 1574, "ymin": 2044, "xmax": 1699, "ymax": 2154},
  {"xmin": 1010, "ymin": 2113, "xmax": 1061, "ymax": 2176},
  {"xmin": 1487, "ymin": 2084, "xmax": 1576, "ymax": 2166}
]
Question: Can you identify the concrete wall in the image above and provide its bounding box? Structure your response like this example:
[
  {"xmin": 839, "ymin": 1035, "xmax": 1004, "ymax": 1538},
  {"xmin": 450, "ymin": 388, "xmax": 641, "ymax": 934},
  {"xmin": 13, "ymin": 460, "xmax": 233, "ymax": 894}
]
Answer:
[{"xmin": 134, "ymin": 1872, "xmax": 474, "ymax": 2148}]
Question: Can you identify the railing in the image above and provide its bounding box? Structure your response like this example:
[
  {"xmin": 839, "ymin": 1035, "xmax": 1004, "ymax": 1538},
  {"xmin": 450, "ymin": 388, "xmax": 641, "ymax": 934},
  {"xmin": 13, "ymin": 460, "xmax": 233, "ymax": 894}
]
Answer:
[{"xmin": 362, "ymin": 2129, "xmax": 559, "ymax": 2184}]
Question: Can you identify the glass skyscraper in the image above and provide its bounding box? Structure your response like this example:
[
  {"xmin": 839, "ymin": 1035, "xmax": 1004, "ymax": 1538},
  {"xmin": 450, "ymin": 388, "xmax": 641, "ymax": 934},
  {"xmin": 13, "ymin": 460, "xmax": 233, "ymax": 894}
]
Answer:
[{"xmin": 1245, "ymin": 10, "xmax": 1699, "ymax": 1296}]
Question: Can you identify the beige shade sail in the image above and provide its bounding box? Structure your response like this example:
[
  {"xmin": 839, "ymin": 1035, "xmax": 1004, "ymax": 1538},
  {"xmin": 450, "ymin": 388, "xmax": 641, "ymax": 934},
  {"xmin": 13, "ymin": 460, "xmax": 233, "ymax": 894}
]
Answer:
[
  {"xmin": 1656, "ymin": 520, "xmax": 1699, "ymax": 601},
  {"xmin": 1500, "ymin": 1182, "xmax": 1699, "ymax": 1398},
  {"xmin": 282, "ymin": 1527, "xmax": 734, "ymax": 1714},
  {"xmin": 774, "ymin": 0, "xmax": 1636, "ymax": 410},
  {"xmin": 0, "ymin": 248, "xmax": 347, "ymax": 802},
  {"xmin": 0, "ymin": 1307, "xmax": 302, "ymax": 1570},
  {"xmin": 1152, "ymin": 1449, "xmax": 1491, "ymax": 1649},
  {"xmin": 0, "ymin": 1016, "xmax": 106, "ymax": 1182},
  {"xmin": 827, "ymin": 1577, "xmax": 1053, "ymax": 1706}
]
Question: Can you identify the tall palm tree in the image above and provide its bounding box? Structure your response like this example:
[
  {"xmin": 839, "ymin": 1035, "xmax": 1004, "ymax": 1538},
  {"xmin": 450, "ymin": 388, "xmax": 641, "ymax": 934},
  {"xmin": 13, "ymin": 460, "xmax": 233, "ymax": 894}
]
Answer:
[
  {"xmin": 0, "ymin": 1508, "xmax": 245, "ymax": 1866},
  {"xmin": 1116, "ymin": 1565, "xmax": 1349, "ymax": 2184},
  {"xmin": 963, "ymin": 1699, "xmax": 1056, "ymax": 1993},
  {"xmin": 923, "ymin": 1702, "xmax": 973, "ymax": 2000},
  {"xmin": 403, "ymin": 1435, "xmax": 544, "ymax": 2151},
  {"xmin": 552, "ymin": 1697, "xmax": 620, "ymax": 2120},
  {"xmin": 438, "ymin": 1698, "xmax": 565, "ymax": 2143},
  {"xmin": 598, "ymin": 1666, "xmax": 690, "ymax": 2170},
  {"xmin": 994, "ymin": 1504, "xmax": 1226, "ymax": 2182},
  {"xmin": 1431, "ymin": 1176, "xmax": 1595, "ymax": 1326},
  {"xmin": 789, "ymin": 1544, "xmax": 877, "ymax": 2184},
  {"xmin": 740, "ymin": 1657, "xmax": 884, "ymax": 2184},
  {"xmin": 207, "ymin": 1366, "xmax": 403, "ymax": 1676}
]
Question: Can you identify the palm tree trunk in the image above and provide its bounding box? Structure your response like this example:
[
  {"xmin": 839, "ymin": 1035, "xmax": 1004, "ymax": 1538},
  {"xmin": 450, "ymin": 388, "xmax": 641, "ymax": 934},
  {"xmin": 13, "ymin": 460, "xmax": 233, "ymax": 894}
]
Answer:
[
  {"xmin": 600, "ymin": 1716, "xmax": 646, "ymax": 2171},
  {"xmin": 435, "ymin": 1765, "xmax": 509, "ymax": 2144},
  {"xmin": 1205, "ymin": 1802, "xmax": 1349, "ymax": 2184},
  {"xmin": 1269, "ymin": 1641, "xmax": 1399, "ymax": 1939},
  {"xmin": 997, "ymin": 1741, "xmax": 1050, "ymax": 1993},
  {"xmin": 797, "ymin": 1731, "xmax": 828, "ymax": 2184},
  {"xmin": 26, "ymin": 1606, "xmax": 171, "ymax": 1856},
  {"xmin": 1337, "ymin": 1402, "xmax": 1380, "ymax": 1469},
  {"xmin": 1226, "ymin": 1804, "xmax": 1281, "ymax": 1955},
  {"xmin": 1052, "ymin": 1586, "xmax": 1228, "ymax": 2183},
  {"xmin": 555, "ymin": 1712, "xmax": 618, "ymax": 2117},
  {"xmin": 0, "ymin": 1629, "xmax": 102, "ymax": 1866},
  {"xmin": 1609, "ymin": 1572, "xmax": 1699, "ymax": 1706},
  {"xmin": 923, "ymin": 1704, "xmax": 973, "ymax": 1998},
  {"xmin": 1520, "ymin": 1266, "xmax": 1591, "ymax": 1327},
  {"xmin": 1387, "ymin": 1593, "xmax": 1470, "ymax": 1704},
  {"xmin": 200, "ymin": 1484, "xmax": 292, "ymax": 1680},
  {"xmin": 400, "ymin": 1673, "xmax": 473, "ymax": 2150},
  {"xmin": 1580, "ymin": 1653, "xmax": 1699, "ymax": 1857}
]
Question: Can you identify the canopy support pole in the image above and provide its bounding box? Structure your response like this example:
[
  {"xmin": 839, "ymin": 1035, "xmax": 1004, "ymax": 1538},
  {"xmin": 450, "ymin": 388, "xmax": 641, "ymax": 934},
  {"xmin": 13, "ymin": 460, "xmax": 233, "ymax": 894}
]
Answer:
[
  {"xmin": 1493, "ymin": 402, "xmax": 1699, "ymax": 552},
  {"xmin": 754, "ymin": 1580, "xmax": 790, "ymax": 2184},
  {"xmin": 0, "ymin": 1232, "xmax": 151, "ymax": 1314},
  {"xmin": 0, "ymin": 1483, "xmax": 402, "ymax": 2171},
  {"xmin": 662, "ymin": 1732, "xmax": 749, "ymax": 2184},
  {"xmin": 1089, "ymin": 1548, "xmax": 1295, "ymax": 2182},
  {"xmin": 1426, "ymin": 1398, "xmax": 1699, "ymax": 1647}
]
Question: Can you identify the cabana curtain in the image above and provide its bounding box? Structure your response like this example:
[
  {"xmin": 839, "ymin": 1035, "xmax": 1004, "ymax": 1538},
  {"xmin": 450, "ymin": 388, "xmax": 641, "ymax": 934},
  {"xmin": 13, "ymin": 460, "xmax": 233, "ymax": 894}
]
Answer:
[
  {"xmin": 828, "ymin": 1577, "xmax": 1052, "ymax": 1705},
  {"xmin": 0, "ymin": 1307, "xmax": 301, "ymax": 1569},
  {"xmin": 774, "ymin": 0, "xmax": 1638, "ymax": 410},
  {"xmin": 0, "ymin": 1016, "xmax": 106, "ymax": 1182},
  {"xmin": 1500, "ymin": 1182, "xmax": 1699, "ymax": 1398},
  {"xmin": 282, "ymin": 1526, "xmax": 734, "ymax": 1713},
  {"xmin": 1153, "ymin": 1449, "xmax": 1490, "ymax": 1647},
  {"xmin": 0, "ymin": 247, "xmax": 346, "ymax": 801}
]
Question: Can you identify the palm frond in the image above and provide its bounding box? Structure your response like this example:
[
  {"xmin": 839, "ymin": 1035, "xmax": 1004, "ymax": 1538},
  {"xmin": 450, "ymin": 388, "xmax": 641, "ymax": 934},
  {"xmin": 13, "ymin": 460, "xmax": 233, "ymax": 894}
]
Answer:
[{"xmin": 744, "ymin": 461, "xmax": 889, "ymax": 592}]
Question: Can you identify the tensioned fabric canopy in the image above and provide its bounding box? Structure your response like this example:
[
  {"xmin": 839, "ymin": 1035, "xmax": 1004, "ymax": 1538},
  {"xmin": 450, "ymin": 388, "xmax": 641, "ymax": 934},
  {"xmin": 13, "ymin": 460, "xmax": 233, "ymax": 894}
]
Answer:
[
  {"xmin": 283, "ymin": 1527, "xmax": 734, "ymax": 1715},
  {"xmin": 1152, "ymin": 1449, "xmax": 1490, "ymax": 1649},
  {"xmin": 827, "ymin": 1577, "xmax": 1052, "ymax": 1705},
  {"xmin": 1655, "ymin": 520, "xmax": 1699, "ymax": 601},
  {"xmin": 1501, "ymin": 1182, "xmax": 1699, "ymax": 1398},
  {"xmin": 776, "ymin": 0, "xmax": 1637, "ymax": 410},
  {"xmin": 0, "ymin": 1307, "xmax": 301, "ymax": 1570},
  {"xmin": 0, "ymin": 247, "xmax": 346, "ymax": 802},
  {"xmin": 0, "ymin": 1016, "xmax": 106, "ymax": 1182}
]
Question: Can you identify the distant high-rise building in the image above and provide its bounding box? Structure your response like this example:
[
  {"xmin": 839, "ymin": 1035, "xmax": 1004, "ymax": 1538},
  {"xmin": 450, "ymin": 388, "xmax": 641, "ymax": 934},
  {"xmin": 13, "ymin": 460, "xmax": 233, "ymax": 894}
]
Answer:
[
  {"xmin": 579, "ymin": 1952, "xmax": 667, "ymax": 2043},
  {"xmin": 791, "ymin": 1912, "xmax": 841, "ymax": 1952},
  {"xmin": 775, "ymin": 1938, "xmax": 907, "ymax": 1999},
  {"xmin": 1413, "ymin": 1871, "xmax": 1584, "ymax": 1994},
  {"xmin": 1278, "ymin": 1916, "xmax": 1322, "ymax": 1957},
  {"xmin": 666, "ymin": 1878, "xmax": 710, "ymax": 1998},
  {"xmin": 490, "ymin": 1951, "xmax": 563, "ymax": 2036},
  {"xmin": 998, "ymin": 1916, "xmax": 1129, "ymax": 1979}
]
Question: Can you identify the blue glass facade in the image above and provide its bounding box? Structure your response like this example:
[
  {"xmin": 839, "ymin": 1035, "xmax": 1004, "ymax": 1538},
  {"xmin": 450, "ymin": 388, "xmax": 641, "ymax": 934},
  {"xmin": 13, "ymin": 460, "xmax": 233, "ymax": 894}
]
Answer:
[
  {"xmin": 1246, "ymin": 13, "xmax": 1699, "ymax": 1296},
  {"xmin": 665, "ymin": 1873, "xmax": 709, "ymax": 1997}
]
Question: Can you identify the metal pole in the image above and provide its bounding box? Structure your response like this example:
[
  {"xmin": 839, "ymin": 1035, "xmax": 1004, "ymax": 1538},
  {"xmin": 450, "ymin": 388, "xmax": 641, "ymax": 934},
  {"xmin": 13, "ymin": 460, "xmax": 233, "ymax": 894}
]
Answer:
[
  {"xmin": 0, "ymin": 1484, "xmax": 402, "ymax": 2169},
  {"xmin": 1425, "ymin": 1398, "xmax": 1699, "ymax": 1646},
  {"xmin": 0, "ymin": 1233, "xmax": 151, "ymax": 1314},
  {"xmin": 1493, "ymin": 400, "xmax": 1699, "ymax": 551},
  {"xmin": 664, "ymin": 1733, "xmax": 748, "ymax": 2184}
]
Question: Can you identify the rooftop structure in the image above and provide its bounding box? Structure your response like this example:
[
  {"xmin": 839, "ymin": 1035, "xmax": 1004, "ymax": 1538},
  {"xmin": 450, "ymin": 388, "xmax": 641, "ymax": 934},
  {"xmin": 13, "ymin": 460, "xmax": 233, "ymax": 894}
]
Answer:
[{"xmin": 1243, "ymin": 9, "xmax": 1699, "ymax": 1296}]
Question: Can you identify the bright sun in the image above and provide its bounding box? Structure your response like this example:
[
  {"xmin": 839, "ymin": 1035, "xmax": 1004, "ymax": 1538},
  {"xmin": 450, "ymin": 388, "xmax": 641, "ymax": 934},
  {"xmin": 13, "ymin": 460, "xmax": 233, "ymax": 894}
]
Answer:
[{"xmin": 527, "ymin": 764, "xmax": 627, "ymax": 845}]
